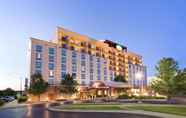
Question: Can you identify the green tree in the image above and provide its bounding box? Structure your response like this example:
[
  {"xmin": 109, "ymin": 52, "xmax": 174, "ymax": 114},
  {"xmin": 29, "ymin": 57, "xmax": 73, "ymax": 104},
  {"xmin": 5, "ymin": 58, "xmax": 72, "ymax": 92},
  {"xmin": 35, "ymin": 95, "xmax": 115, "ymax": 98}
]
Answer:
[
  {"xmin": 2, "ymin": 88, "xmax": 17, "ymax": 97},
  {"xmin": 151, "ymin": 58, "xmax": 178, "ymax": 99},
  {"xmin": 60, "ymin": 74, "xmax": 78, "ymax": 97},
  {"xmin": 29, "ymin": 73, "xmax": 48, "ymax": 101},
  {"xmin": 114, "ymin": 75, "xmax": 127, "ymax": 83},
  {"xmin": 173, "ymin": 69, "xmax": 186, "ymax": 96}
]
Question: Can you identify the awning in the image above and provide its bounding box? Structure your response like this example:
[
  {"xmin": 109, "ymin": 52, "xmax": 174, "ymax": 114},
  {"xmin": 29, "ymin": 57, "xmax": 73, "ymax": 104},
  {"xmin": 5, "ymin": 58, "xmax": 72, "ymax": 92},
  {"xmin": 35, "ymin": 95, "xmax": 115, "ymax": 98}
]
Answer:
[
  {"xmin": 89, "ymin": 80, "xmax": 131, "ymax": 88},
  {"xmin": 104, "ymin": 81, "xmax": 131, "ymax": 88}
]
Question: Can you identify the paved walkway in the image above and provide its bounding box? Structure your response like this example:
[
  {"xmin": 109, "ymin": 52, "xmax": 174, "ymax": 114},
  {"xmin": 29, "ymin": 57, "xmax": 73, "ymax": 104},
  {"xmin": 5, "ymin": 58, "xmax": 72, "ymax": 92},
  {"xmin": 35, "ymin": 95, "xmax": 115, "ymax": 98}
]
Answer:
[
  {"xmin": 48, "ymin": 106, "xmax": 186, "ymax": 118},
  {"xmin": 0, "ymin": 100, "xmax": 51, "ymax": 109},
  {"xmin": 0, "ymin": 100, "xmax": 28, "ymax": 109}
]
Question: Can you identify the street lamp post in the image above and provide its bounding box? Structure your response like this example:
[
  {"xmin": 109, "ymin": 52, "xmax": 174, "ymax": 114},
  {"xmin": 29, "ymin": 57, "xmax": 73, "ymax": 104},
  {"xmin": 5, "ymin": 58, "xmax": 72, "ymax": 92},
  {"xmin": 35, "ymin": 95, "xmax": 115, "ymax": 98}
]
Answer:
[{"xmin": 20, "ymin": 77, "xmax": 22, "ymax": 96}]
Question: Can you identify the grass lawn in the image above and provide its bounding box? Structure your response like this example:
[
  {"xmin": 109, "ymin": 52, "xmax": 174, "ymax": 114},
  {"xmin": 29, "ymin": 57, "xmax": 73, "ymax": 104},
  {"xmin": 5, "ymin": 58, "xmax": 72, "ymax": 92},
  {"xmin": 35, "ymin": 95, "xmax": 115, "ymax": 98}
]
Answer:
[
  {"xmin": 56, "ymin": 104, "xmax": 186, "ymax": 116},
  {"xmin": 57, "ymin": 104, "xmax": 124, "ymax": 110},
  {"xmin": 126, "ymin": 105, "xmax": 186, "ymax": 116}
]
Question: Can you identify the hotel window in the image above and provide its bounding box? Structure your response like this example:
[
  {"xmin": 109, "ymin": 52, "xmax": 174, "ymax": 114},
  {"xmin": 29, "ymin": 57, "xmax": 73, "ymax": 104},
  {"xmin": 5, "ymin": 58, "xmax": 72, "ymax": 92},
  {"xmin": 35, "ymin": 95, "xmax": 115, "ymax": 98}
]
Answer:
[
  {"xmin": 72, "ymin": 51, "xmax": 77, "ymax": 73},
  {"xmin": 61, "ymin": 72, "xmax": 66, "ymax": 79},
  {"xmin": 61, "ymin": 57, "xmax": 66, "ymax": 63},
  {"xmin": 81, "ymin": 53, "xmax": 86, "ymax": 59},
  {"xmin": 49, "ymin": 55, "xmax": 54, "ymax": 62},
  {"xmin": 90, "ymin": 74, "xmax": 93, "ymax": 80},
  {"xmin": 81, "ymin": 74, "xmax": 86, "ymax": 79},
  {"xmin": 49, "ymin": 70, "xmax": 54, "ymax": 77},
  {"xmin": 97, "ymin": 57, "xmax": 101, "ymax": 80},
  {"xmin": 110, "ymin": 70, "xmax": 113, "ymax": 80},
  {"xmin": 72, "ymin": 73, "xmax": 76, "ymax": 79},
  {"xmin": 88, "ymin": 50, "xmax": 91, "ymax": 55},
  {"xmin": 72, "ymin": 60, "xmax": 76, "ymax": 65},
  {"xmin": 72, "ymin": 51, "xmax": 77, "ymax": 58},
  {"xmin": 48, "ymin": 63, "xmax": 54, "ymax": 70},
  {"xmin": 36, "ymin": 53, "xmax": 41, "ymax": 60},
  {"xmin": 104, "ymin": 67, "xmax": 107, "ymax": 80},
  {"xmin": 61, "ymin": 48, "xmax": 66, "ymax": 56},
  {"xmin": 81, "ymin": 49, "xmax": 86, "ymax": 53},
  {"xmin": 35, "ymin": 62, "xmax": 42, "ymax": 69},
  {"xmin": 62, "ymin": 36, "xmax": 68, "ymax": 41},
  {"xmin": 48, "ymin": 48, "xmax": 55, "ymax": 55},
  {"xmin": 88, "ymin": 44, "xmax": 91, "ymax": 48},
  {"xmin": 35, "ymin": 45, "xmax": 42, "ymax": 52},
  {"xmin": 48, "ymin": 78, "xmax": 54, "ymax": 85},
  {"xmin": 35, "ymin": 70, "xmax": 42, "ymax": 74},
  {"xmin": 81, "ymin": 81, "xmax": 85, "ymax": 85},
  {"xmin": 81, "ymin": 66, "xmax": 86, "ymax": 72},
  {"xmin": 61, "ymin": 64, "xmax": 66, "ymax": 71},
  {"xmin": 90, "ymin": 55, "xmax": 93, "ymax": 61},
  {"xmin": 72, "ymin": 66, "xmax": 76, "ymax": 72},
  {"xmin": 70, "ymin": 46, "xmax": 75, "ymax": 50},
  {"xmin": 62, "ymin": 44, "xmax": 68, "ymax": 49}
]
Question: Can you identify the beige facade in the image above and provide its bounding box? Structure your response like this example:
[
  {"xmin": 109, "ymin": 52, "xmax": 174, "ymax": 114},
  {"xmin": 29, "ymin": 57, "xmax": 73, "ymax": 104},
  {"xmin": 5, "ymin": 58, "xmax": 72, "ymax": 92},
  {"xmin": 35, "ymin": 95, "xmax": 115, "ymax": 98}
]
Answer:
[{"xmin": 29, "ymin": 27, "xmax": 147, "ymax": 91}]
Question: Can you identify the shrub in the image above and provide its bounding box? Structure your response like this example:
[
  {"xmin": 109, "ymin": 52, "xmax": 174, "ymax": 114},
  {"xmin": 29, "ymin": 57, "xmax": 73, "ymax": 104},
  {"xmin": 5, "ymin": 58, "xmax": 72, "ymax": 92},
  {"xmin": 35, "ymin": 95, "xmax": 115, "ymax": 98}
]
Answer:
[
  {"xmin": 18, "ymin": 96, "xmax": 28, "ymax": 103},
  {"xmin": 155, "ymin": 96, "xmax": 166, "ymax": 99},
  {"xmin": 134, "ymin": 96, "xmax": 166, "ymax": 99},
  {"xmin": 0, "ymin": 100, "xmax": 4, "ymax": 106},
  {"xmin": 118, "ymin": 93, "xmax": 131, "ymax": 99}
]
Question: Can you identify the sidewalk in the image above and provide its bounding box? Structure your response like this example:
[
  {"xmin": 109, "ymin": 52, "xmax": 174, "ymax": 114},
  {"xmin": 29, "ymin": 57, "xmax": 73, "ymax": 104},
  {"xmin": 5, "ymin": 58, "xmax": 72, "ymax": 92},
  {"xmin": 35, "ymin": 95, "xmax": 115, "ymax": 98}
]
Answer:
[
  {"xmin": 48, "ymin": 106, "xmax": 186, "ymax": 118},
  {"xmin": 0, "ymin": 100, "xmax": 28, "ymax": 109}
]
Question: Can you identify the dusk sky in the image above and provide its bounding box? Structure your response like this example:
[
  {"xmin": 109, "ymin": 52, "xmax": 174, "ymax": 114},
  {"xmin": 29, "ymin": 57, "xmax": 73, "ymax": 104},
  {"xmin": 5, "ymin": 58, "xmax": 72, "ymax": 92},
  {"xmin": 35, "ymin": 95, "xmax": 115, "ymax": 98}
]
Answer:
[{"xmin": 0, "ymin": 0, "xmax": 186, "ymax": 90}]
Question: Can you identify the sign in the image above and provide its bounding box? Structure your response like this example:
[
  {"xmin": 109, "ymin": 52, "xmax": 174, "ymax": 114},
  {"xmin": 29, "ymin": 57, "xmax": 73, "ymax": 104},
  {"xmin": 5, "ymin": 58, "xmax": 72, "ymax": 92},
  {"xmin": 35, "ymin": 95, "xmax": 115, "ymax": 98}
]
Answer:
[{"xmin": 116, "ymin": 45, "xmax": 122, "ymax": 51}]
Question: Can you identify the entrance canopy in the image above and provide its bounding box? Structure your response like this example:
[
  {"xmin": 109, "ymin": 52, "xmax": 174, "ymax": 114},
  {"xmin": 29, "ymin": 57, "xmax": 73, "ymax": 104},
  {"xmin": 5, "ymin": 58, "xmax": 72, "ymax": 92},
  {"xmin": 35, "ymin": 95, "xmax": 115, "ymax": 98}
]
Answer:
[{"xmin": 90, "ymin": 81, "xmax": 130, "ymax": 89}]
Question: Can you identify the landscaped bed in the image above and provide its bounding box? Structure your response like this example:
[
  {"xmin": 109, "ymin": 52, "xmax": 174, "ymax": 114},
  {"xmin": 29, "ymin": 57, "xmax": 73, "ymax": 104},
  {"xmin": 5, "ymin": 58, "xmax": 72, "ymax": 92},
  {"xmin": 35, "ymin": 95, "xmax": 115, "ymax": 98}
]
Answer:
[
  {"xmin": 126, "ymin": 104, "xmax": 186, "ymax": 116},
  {"xmin": 56, "ymin": 104, "xmax": 124, "ymax": 110},
  {"xmin": 54, "ymin": 103, "xmax": 186, "ymax": 116}
]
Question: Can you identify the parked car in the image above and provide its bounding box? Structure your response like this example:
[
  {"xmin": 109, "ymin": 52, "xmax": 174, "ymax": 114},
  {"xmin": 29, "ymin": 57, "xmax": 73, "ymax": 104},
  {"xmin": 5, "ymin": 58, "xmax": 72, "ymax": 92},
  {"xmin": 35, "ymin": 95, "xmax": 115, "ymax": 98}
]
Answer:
[{"xmin": 0, "ymin": 96, "xmax": 15, "ymax": 102}]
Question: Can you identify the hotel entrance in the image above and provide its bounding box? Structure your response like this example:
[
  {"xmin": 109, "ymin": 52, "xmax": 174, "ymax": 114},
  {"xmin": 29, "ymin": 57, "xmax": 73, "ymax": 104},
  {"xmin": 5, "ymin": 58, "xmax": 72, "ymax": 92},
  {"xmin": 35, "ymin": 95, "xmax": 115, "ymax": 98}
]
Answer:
[{"xmin": 79, "ymin": 81, "xmax": 130, "ymax": 99}]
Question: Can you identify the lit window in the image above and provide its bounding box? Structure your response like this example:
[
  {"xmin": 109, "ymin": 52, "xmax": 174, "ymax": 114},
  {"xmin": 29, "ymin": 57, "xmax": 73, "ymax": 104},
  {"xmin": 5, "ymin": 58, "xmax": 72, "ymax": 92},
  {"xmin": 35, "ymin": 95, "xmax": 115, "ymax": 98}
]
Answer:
[
  {"xmin": 81, "ymin": 66, "xmax": 85, "ymax": 72},
  {"xmin": 49, "ymin": 70, "xmax": 54, "ymax": 77},
  {"xmin": 98, "ymin": 90, "xmax": 102, "ymax": 95},
  {"xmin": 36, "ymin": 53, "xmax": 41, "ymax": 60}
]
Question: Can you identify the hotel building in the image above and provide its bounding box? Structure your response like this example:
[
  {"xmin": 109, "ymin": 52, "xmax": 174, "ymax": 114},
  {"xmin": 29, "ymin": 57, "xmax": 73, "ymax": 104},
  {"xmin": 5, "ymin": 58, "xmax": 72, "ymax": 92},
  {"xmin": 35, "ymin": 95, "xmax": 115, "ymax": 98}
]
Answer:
[{"xmin": 29, "ymin": 27, "xmax": 147, "ymax": 99}]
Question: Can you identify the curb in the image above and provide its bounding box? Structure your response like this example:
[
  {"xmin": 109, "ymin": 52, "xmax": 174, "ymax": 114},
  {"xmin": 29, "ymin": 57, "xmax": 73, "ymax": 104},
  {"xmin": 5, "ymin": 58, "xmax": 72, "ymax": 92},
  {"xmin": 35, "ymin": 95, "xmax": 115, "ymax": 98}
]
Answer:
[
  {"xmin": 0, "ymin": 102, "xmax": 50, "ymax": 110},
  {"xmin": 47, "ymin": 106, "xmax": 186, "ymax": 118},
  {"xmin": 0, "ymin": 104, "xmax": 28, "ymax": 110}
]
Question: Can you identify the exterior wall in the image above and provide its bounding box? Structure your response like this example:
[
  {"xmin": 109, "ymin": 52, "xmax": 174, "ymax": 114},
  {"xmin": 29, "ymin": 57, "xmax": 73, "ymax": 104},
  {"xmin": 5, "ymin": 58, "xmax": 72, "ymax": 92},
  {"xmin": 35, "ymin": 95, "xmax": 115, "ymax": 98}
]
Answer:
[
  {"xmin": 30, "ymin": 38, "xmax": 111, "ymax": 86},
  {"xmin": 29, "ymin": 27, "xmax": 147, "ymax": 89},
  {"xmin": 128, "ymin": 63, "xmax": 147, "ymax": 89}
]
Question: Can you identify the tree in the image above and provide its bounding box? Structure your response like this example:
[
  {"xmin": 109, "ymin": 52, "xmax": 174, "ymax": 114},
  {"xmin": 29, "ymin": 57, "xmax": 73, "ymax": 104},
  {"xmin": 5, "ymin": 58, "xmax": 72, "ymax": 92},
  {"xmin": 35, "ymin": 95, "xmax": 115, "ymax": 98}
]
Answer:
[
  {"xmin": 0, "ymin": 88, "xmax": 17, "ymax": 97},
  {"xmin": 151, "ymin": 58, "xmax": 179, "ymax": 99},
  {"xmin": 60, "ymin": 74, "xmax": 78, "ymax": 97},
  {"xmin": 173, "ymin": 69, "xmax": 186, "ymax": 96},
  {"xmin": 114, "ymin": 75, "xmax": 127, "ymax": 83},
  {"xmin": 29, "ymin": 73, "xmax": 48, "ymax": 101},
  {"xmin": 3, "ymin": 88, "xmax": 17, "ymax": 97}
]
